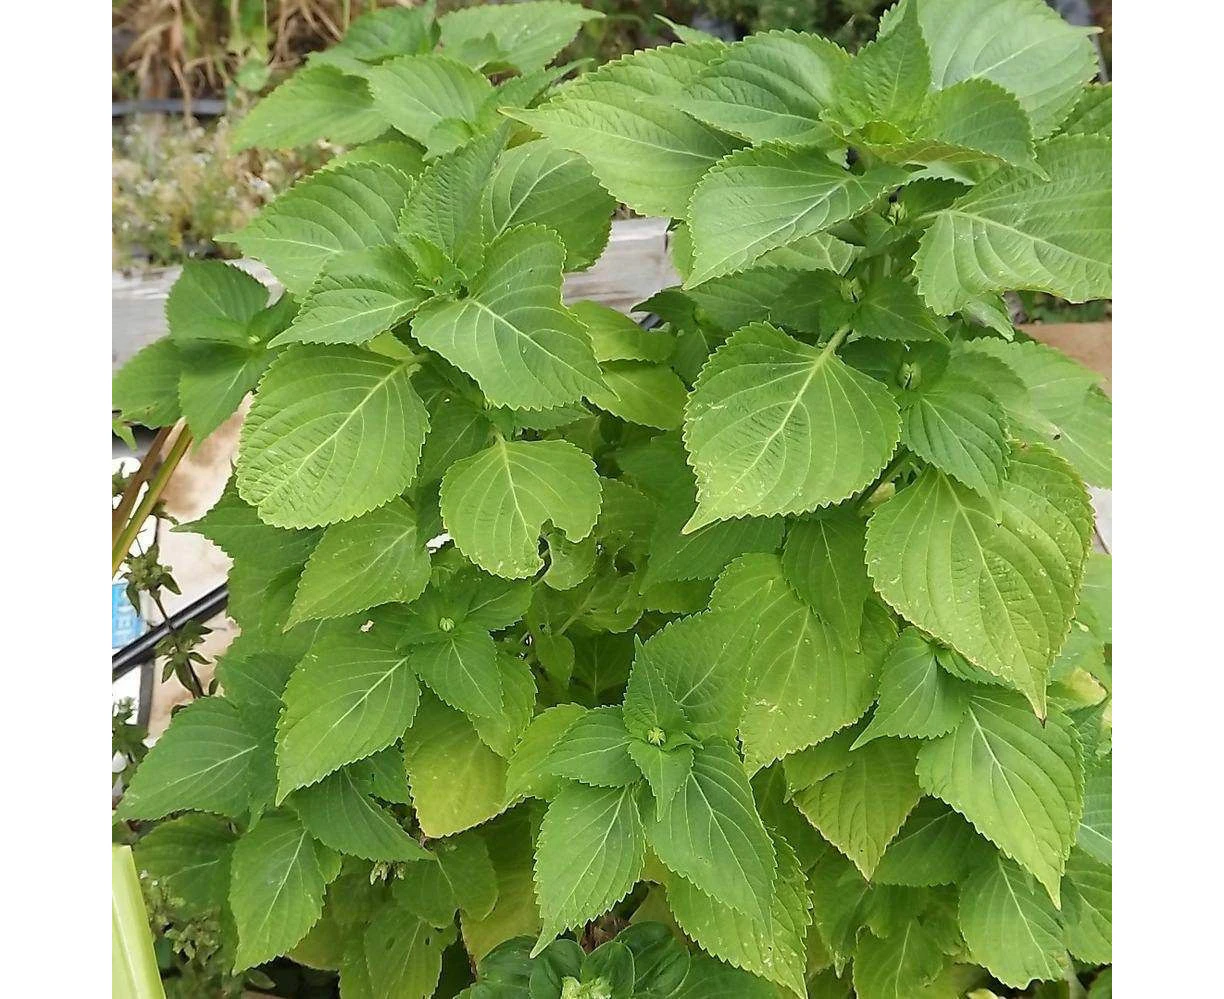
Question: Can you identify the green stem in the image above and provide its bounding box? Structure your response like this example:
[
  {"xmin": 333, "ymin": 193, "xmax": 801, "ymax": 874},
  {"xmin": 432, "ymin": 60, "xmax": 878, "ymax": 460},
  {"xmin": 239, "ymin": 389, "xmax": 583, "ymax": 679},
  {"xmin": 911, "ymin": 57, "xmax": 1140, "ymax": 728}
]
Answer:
[
  {"xmin": 149, "ymin": 587, "xmax": 205, "ymax": 699},
  {"xmin": 821, "ymin": 325, "xmax": 853, "ymax": 356},
  {"xmin": 112, "ymin": 427, "xmax": 192, "ymax": 576},
  {"xmin": 112, "ymin": 425, "xmax": 173, "ymax": 537},
  {"xmin": 111, "ymin": 845, "xmax": 166, "ymax": 999},
  {"xmin": 852, "ymin": 449, "xmax": 909, "ymax": 512}
]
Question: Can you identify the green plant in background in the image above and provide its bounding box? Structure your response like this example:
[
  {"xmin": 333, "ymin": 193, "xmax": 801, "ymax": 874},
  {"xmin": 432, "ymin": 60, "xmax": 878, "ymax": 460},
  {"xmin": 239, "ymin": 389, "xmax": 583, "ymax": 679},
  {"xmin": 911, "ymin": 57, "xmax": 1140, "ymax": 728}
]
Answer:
[
  {"xmin": 704, "ymin": 0, "xmax": 890, "ymax": 45},
  {"xmin": 112, "ymin": 0, "xmax": 1111, "ymax": 996},
  {"xmin": 112, "ymin": 117, "xmax": 334, "ymax": 269}
]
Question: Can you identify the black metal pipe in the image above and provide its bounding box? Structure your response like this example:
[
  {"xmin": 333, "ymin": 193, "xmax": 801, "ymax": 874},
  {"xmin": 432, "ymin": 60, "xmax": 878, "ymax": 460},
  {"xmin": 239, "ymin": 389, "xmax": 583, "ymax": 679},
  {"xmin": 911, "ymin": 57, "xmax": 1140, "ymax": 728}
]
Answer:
[
  {"xmin": 112, "ymin": 584, "xmax": 229, "ymax": 683},
  {"xmin": 112, "ymin": 99, "xmax": 228, "ymax": 118}
]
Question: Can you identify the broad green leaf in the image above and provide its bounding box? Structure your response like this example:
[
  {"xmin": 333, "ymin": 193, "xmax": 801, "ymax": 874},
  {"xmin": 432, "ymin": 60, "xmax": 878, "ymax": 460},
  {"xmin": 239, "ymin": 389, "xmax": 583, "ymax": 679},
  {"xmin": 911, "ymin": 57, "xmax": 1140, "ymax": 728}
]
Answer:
[
  {"xmin": 357, "ymin": 744, "xmax": 412, "ymax": 804},
  {"xmin": 835, "ymin": 0, "xmax": 930, "ymax": 129},
  {"xmin": 964, "ymin": 338, "xmax": 1111, "ymax": 488},
  {"xmin": 851, "ymin": 277, "xmax": 946, "ymax": 343},
  {"xmin": 404, "ymin": 692, "xmax": 510, "ymax": 837},
  {"xmin": 543, "ymin": 531, "xmax": 597, "ymax": 590},
  {"xmin": 655, "ymin": 267, "xmax": 825, "ymax": 336},
  {"xmin": 230, "ymin": 811, "xmax": 342, "ymax": 971},
  {"xmin": 853, "ymin": 630, "xmax": 971, "ymax": 747},
  {"xmin": 782, "ymin": 727, "xmax": 862, "ymax": 792},
  {"xmin": 409, "ymin": 625, "xmax": 503, "ymax": 720},
  {"xmin": 781, "ymin": 511, "xmax": 872, "ymax": 646},
  {"xmin": 486, "ymin": 61, "xmax": 573, "ymax": 110},
  {"xmin": 805, "ymin": 841, "xmax": 873, "ymax": 974},
  {"xmin": 905, "ymin": 79, "xmax": 1038, "ymax": 171},
  {"xmin": 320, "ymin": 3, "xmax": 436, "ymax": 64},
  {"xmin": 463, "ymin": 808, "xmax": 544, "ymax": 960},
  {"xmin": 528, "ymin": 938, "xmax": 584, "ymax": 993},
  {"xmin": 291, "ymin": 767, "xmax": 431, "ymax": 862},
  {"xmin": 1061, "ymin": 849, "xmax": 1111, "ymax": 964},
  {"xmin": 587, "ymin": 362, "xmax": 689, "ymax": 430},
  {"xmin": 1078, "ymin": 552, "xmax": 1111, "ymax": 647},
  {"xmin": 516, "ymin": 43, "xmax": 741, "ymax": 217},
  {"xmin": 366, "ymin": 54, "xmax": 492, "ymax": 144},
  {"xmin": 225, "ymin": 562, "xmax": 326, "ymax": 668},
  {"xmin": 182, "ymin": 481, "xmax": 318, "ymax": 570},
  {"xmin": 672, "ymin": 957, "xmax": 781, "ymax": 999},
  {"xmin": 1059, "ymin": 84, "xmax": 1112, "ymax": 138},
  {"xmin": 273, "ymin": 245, "xmax": 431, "ymax": 346},
  {"xmin": 112, "ymin": 338, "xmax": 183, "ymax": 428},
  {"xmin": 339, "ymin": 941, "xmax": 376, "ymax": 999},
  {"xmin": 276, "ymin": 626, "xmax": 422, "ymax": 795},
  {"xmin": 623, "ymin": 613, "xmax": 746, "ymax": 743},
  {"xmin": 230, "ymin": 65, "xmax": 390, "ymax": 151},
  {"xmin": 790, "ymin": 738, "xmax": 922, "ymax": 878},
  {"xmin": 398, "ymin": 128, "xmax": 505, "ymax": 270},
  {"xmin": 111, "ymin": 417, "xmax": 135, "ymax": 448},
  {"xmin": 644, "ymin": 486, "xmax": 783, "ymax": 587},
  {"xmin": 683, "ymin": 322, "xmax": 901, "ymax": 531},
  {"xmin": 177, "ymin": 343, "xmax": 271, "ymax": 441},
  {"xmin": 914, "ymin": 137, "xmax": 1112, "ymax": 314},
  {"xmin": 440, "ymin": 438, "xmax": 602, "ymax": 578},
  {"xmin": 543, "ymin": 706, "xmax": 638, "ymax": 787},
  {"xmin": 223, "ymin": 162, "xmax": 415, "ymax": 294},
  {"xmin": 686, "ymin": 145, "xmax": 907, "ymax": 284},
  {"xmin": 872, "ymin": 798, "xmax": 991, "ymax": 886},
  {"xmin": 506, "ymin": 704, "xmax": 589, "ymax": 804},
  {"xmin": 889, "ymin": 0, "xmax": 1099, "ymax": 138},
  {"xmin": 852, "ymin": 921, "xmax": 948, "ymax": 999},
  {"xmin": 647, "ymin": 740, "xmax": 776, "ymax": 922},
  {"xmin": 364, "ymin": 905, "xmax": 455, "ymax": 999},
  {"xmin": 216, "ymin": 649, "xmax": 295, "ymax": 740},
  {"xmin": 1078, "ymin": 755, "xmax": 1111, "ymax": 866},
  {"xmin": 397, "ymin": 554, "xmax": 534, "ymax": 634},
  {"xmin": 393, "ymin": 833, "xmax": 498, "ymax": 925},
  {"xmin": 165, "ymin": 260, "xmax": 269, "ymax": 343},
  {"xmin": 756, "ymin": 232, "xmax": 860, "ymax": 274},
  {"xmin": 484, "ymin": 139, "xmax": 615, "ymax": 271},
  {"xmin": 581, "ymin": 940, "xmax": 635, "ymax": 996},
  {"xmin": 469, "ymin": 652, "xmax": 537, "ymax": 757},
  {"xmin": 865, "ymin": 444, "xmax": 1092, "ymax": 713},
  {"xmin": 324, "ymin": 138, "xmax": 427, "ymax": 178},
  {"xmin": 679, "ymin": 30, "xmax": 849, "ymax": 145},
  {"xmin": 916, "ymin": 689, "xmax": 1084, "ymax": 902},
  {"xmin": 900, "ymin": 360, "xmax": 1011, "ymax": 496},
  {"xmin": 533, "ymin": 783, "xmax": 645, "ymax": 955},
  {"xmin": 415, "ymin": 368, "xmax": 495, "ymax": 485},
  {"xmin": 710, "ymin": 554, "xmax": 888, "ymax": 770},
  {"xmin": 237, "ymin": 345, "xmax": 428, "ymax": 529},
  {"xmin": 438, "ymin": 1, "xmax": 602, "ymax": 73},
  {"xmin": 133, "ymin": 814, "xmax": 235, "ymax": 916},
  {"xmin": 627, "ymin": 741, "xmax": 693, "ymax": 819},
  {"xmin": 117, "ymin": 697, "xmax": 268, "ymax": 821},
  {"xmin": 412, "ymin": 225, "xmax": 602, "ymax": 410},
  {"xmin": 571, "ymin": 301, "xmax": 675, "ymax": 364},
  {"xmin": 287, "ymin": 499, "xmax": 430, "ymax": 627},
  {"xmin": 665, "ymin": 832, "xmax": 811, "ymax": 998},
  {"xmin": 613, "ymin": 922, "xmax": 691, "ymax": 993},
  {"xmin": 957, "ymin": 854, "xmax": 1066, "ymax": 988}
]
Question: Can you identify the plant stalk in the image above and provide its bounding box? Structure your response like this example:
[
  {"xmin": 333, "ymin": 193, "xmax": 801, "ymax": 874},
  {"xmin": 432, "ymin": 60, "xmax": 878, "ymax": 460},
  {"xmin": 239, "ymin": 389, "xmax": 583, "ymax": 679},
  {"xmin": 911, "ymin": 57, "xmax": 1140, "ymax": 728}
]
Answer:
[
  {"xmin": 112, "ymin": 426, "xmax": 192, "ymax": 576},
  {"xmin": 852, "ymin": 449, "xmax": 910, "ymax": 512},
  {"xmin": 112, "ymin": 425, "xmax": 173, "ymax": 536},
  {"xmin": 821, "ymin": 325, "xmax": 853, "ymax": 356}
]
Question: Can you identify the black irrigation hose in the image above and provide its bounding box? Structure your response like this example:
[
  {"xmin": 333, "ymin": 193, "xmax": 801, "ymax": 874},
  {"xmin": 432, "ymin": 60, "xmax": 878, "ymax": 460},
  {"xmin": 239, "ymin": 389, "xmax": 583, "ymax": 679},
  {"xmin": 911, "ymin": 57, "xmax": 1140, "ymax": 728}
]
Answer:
[
  {"xmin": 112, "ymin": 99, "xmax": 227, "ymax": 118},
  {"xmin": 112, "ymin": 584, "xmax": 228, "ymax": 683}
]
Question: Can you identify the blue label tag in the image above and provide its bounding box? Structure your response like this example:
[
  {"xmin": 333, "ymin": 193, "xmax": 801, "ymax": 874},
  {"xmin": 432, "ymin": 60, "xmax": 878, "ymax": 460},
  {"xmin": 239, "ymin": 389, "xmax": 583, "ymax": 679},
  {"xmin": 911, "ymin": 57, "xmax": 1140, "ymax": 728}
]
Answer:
[{"xmin": 112, "ymin": 581, "xmax": 144, "ymax": 649}]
